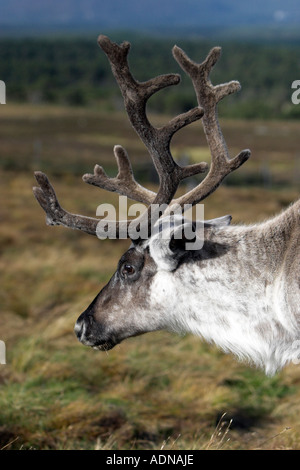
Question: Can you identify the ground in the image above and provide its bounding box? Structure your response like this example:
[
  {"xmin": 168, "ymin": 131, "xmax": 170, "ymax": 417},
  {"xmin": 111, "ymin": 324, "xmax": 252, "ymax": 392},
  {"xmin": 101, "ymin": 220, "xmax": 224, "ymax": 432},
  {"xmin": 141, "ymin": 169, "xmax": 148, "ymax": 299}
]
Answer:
[{"xmin": 0, "ymin": 103, "xmax": 299, "ymax": 450}]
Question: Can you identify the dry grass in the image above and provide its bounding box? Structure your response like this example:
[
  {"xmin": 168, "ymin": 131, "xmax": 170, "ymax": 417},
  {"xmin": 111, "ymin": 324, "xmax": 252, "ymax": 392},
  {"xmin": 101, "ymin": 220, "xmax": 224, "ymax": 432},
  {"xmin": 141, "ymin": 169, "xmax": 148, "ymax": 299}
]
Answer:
[{"xmin": 0, "ymin": 104, "xmax": 299, "ymax": 450}]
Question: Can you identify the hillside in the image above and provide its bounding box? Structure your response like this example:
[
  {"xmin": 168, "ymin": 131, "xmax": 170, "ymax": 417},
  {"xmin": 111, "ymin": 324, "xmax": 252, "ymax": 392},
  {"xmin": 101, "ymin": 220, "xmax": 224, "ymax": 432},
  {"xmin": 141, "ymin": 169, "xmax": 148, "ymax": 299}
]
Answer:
[{"xmin": 1, "ymin": 36, "xmax": 299, "ymax": 120}]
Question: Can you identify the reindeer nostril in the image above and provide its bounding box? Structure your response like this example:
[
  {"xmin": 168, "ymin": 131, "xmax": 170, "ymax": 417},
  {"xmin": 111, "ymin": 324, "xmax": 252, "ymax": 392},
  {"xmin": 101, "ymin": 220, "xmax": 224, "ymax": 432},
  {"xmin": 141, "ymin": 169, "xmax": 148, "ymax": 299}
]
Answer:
[
  {"xmin": 74, "ymin": 314, "xmax": 97, "ymax": 344},
  {"xmin": 74, "ymin": 320, "xmax": 84, "ymax": 339}
]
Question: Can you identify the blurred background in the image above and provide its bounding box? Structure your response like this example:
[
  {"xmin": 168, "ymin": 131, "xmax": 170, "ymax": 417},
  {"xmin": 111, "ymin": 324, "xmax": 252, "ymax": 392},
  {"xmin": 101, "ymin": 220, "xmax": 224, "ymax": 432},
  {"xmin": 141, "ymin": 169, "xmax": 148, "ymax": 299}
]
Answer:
[{"xmin": 0, "ymin": 0, "xmax": 300, "ymax": 450}]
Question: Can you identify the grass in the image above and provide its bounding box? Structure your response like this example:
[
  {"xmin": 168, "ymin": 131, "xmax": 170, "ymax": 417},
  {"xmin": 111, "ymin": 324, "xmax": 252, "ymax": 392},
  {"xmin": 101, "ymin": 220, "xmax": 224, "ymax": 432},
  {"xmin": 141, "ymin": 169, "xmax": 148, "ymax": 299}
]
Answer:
[{"xmin": 0, "ymin": 103, "xmax": 299, "ymax": 450}]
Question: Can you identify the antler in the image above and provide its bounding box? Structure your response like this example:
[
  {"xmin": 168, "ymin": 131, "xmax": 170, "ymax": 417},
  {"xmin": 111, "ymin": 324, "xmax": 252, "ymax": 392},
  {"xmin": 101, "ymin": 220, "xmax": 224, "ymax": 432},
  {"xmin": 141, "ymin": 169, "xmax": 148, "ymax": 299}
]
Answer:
[
  {"xmin": 33, "ymin": 36, "xmax": 250, "ymax": 239},
  {"xmin": 83, "ymin": 38, "xmax": 250, "ymax": 210},
  {"xmin": 84, "ymin": 35, "xmax": 207, "ymax": 209}
]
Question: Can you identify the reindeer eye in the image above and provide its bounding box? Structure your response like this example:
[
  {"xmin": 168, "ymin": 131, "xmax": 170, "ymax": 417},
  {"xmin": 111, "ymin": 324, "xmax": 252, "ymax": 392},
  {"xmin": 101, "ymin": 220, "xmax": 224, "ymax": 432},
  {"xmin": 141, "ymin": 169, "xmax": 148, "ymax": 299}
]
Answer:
[{"xmin": 121, "ymin": 264, "xmax": 136, "ymax": 278}]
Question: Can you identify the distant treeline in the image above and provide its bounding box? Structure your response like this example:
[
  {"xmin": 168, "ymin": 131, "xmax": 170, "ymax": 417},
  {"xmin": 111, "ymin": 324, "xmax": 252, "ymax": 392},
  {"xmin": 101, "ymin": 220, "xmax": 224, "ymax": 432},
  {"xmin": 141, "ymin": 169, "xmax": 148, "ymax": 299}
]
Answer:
[{"xmin": 1, "ymin": 35, "xmax": 300, "ymax": 119}]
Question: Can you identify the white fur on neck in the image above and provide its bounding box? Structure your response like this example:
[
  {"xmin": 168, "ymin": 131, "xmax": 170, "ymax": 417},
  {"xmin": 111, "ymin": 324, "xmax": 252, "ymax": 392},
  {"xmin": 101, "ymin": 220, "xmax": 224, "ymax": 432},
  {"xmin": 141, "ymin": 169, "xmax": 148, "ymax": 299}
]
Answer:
[{"xmin": 148, "ymin": 223, "xmax": 299, "ymax": 376}]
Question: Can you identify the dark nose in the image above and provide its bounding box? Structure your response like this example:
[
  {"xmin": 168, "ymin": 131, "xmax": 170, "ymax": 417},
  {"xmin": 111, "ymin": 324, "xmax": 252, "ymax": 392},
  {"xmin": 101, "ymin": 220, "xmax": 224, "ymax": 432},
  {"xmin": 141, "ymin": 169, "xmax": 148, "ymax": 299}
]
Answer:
[
  {"xmin": 74, "ymin": 317, "xmax": 84, "ymax": 340},
  {"xmin": 74, "ymin": 313, "xmax": 95, "ymax": 345}
]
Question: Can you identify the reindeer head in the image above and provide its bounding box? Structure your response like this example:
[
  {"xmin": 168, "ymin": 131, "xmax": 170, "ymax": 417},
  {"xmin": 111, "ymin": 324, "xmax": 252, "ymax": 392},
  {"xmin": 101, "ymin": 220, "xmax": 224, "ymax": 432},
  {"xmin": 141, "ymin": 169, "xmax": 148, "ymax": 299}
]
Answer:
[
  {"xmin": 74, "ymin": 213, "xmax": 233, "ymax": 351},
  {"xmin": 33, "ymin": 36, "xmax": 250, "ymax": 352}
]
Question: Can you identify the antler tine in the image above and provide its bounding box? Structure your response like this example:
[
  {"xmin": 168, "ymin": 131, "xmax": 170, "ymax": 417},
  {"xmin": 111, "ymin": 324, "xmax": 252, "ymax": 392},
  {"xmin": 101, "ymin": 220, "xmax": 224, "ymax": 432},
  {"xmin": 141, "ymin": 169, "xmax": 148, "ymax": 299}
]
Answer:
[
  {"xmin": 172, "ymin": 45, "xmax": 251, "ymax": 207},
  {"xmin": 83, "ymin": 145, "xmax": 156, "ymax": 205},
  {"xmin": 33, "ymin": 171, "xmax": 129, "ymax": 238},
  {"xmin": 98, "ymin": 35, "xmax": 181, "ymax": 105}
]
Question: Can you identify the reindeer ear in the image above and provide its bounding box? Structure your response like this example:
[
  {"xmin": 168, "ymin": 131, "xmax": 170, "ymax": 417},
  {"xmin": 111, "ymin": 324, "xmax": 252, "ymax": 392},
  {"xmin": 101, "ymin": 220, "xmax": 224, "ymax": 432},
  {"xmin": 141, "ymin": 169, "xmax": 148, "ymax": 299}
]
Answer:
[
  {"xmin": 204, "ymin": 215, "xmax": 232, "ymax": 228},
  {"xmin": 169, "ymin": 222, "xmax": 197, "ymax": 253},
  {"xmin": 149, "ymin": 214, "xmax": 231, "ymax": 270},
  {"xmin": 149, "ymin": 217, "xmax": 193, "ymax": 270}
]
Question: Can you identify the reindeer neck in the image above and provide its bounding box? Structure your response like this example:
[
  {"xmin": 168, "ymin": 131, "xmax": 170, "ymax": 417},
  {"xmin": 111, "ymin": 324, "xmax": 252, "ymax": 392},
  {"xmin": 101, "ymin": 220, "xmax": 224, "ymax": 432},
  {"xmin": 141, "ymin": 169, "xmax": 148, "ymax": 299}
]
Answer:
[{"xmin": 210, "ymin": 200, "xmax": 300, "ymax": 281}]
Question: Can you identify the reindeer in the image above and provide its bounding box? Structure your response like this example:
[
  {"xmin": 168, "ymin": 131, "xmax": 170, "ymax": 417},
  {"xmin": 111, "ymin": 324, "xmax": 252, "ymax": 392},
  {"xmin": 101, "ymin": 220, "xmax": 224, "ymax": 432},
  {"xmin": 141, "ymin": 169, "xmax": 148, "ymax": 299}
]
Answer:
[{"xmin": 33, "ymin": 36, "xmax": 300, "ymax": 376}]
